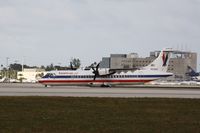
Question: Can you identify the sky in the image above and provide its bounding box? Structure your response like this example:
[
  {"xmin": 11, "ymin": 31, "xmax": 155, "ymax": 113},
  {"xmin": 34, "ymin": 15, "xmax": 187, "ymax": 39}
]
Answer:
[{"xmin": 0, "ymin": 0, "xmax": 200, "ymax": 69}]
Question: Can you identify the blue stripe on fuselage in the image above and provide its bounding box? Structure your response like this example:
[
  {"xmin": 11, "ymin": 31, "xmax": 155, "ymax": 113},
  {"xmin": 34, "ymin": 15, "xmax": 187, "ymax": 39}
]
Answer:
[{"xmin": 42, "ymin": 74, "xmax": 172, "ymax": 79}]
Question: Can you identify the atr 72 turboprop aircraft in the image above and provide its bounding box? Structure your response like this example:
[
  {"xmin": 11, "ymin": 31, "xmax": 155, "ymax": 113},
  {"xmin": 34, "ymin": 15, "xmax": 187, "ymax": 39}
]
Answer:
[
  {"xmin": 39, "ymin": 48, "xmax": 174, "ymax": 87},
  {"xmin": 186, "ymin": 66, "xmax": 200, "ymax": 81}
]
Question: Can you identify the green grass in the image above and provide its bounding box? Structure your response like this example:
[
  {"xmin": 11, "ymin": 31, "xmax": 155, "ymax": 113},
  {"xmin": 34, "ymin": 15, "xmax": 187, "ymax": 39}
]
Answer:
[{"xmin": 0, "ymin": 97, "xmax": 200, "ymax": 133}]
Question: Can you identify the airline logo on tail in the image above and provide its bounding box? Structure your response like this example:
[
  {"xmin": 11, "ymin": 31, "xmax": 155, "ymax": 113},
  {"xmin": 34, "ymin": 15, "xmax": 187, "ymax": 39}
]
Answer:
[{"xmin": 162, "ymin": 52, "xmax": 169, "ymax": 66}]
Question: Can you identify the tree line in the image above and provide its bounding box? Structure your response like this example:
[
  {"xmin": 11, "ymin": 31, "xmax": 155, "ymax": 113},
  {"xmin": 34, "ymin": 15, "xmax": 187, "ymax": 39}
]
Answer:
[{"xmin": 0, "ymin": 58, "xmax": 81, "ymax": 71}]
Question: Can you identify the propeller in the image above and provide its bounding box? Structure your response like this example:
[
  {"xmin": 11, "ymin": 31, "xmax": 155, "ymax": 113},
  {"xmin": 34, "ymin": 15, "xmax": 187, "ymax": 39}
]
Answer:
[
  {"xmin": 70, "ymin": 62, "xmax": 76, "ymax": 70},
  {"xmin": 91, "ymin": 62, "xmax": 116, "ymax": 81},
  {"xmin": 92, "ymin": 63, "xmax": 100, "ymax": 80}
]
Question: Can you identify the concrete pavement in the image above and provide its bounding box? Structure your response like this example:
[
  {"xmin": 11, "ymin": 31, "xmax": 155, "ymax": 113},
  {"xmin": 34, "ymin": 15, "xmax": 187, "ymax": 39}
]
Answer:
[{"xmin": 0, "ymin": 83, "xmax": 200, "ymax": 98}]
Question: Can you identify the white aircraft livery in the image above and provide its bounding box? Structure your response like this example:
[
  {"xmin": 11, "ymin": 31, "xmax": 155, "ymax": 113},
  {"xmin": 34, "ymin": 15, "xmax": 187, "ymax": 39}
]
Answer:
[{"xmin": 39, "ymin": 48, "xmax": 174, "ymax": 87}]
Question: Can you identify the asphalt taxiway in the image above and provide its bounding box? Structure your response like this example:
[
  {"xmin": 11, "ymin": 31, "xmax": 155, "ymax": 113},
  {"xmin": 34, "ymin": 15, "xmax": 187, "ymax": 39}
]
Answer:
[{"xmin": 0, "ymin": 83, "xmax": 200, "ymax": 98}]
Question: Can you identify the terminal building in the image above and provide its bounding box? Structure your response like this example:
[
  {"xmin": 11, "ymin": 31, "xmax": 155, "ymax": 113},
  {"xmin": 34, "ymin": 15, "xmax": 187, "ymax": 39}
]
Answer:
[
  {"xmin": 17, "ymin": 68, "xmax": 46, "ymax": 83},
  {"xmin": 100, "ymin": 50, "xmax": 197, "ymax": 80}
]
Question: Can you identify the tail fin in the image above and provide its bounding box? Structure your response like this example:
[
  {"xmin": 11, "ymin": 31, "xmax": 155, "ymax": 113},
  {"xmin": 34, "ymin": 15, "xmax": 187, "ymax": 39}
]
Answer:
[{"xmin": 143, "ymin": 49, "xmax": 172, "ymax": 72}]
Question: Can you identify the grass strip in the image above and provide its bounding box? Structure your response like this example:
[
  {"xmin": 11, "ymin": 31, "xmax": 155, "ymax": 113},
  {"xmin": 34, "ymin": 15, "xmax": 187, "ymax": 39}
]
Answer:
[{"xmin": 0, "ymin": 97, "xmax": 200, "ymax": 133}]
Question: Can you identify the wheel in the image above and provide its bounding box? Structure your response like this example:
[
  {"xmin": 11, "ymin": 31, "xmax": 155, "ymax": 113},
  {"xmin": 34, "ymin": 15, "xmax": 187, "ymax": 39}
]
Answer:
[
  {"xmin": 101, "ymin": 84, "xmax": 111, "ymax": 87},
  {"xmin": 87, "ymin": 82, "xmax": 94, "ymax": 87}
]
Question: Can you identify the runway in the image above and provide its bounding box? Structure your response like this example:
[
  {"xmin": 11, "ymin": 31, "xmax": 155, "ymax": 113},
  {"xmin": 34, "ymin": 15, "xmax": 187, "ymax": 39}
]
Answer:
[{"xmin": 0, "ymin": 83, "xmax": 200, "ymax": 98}]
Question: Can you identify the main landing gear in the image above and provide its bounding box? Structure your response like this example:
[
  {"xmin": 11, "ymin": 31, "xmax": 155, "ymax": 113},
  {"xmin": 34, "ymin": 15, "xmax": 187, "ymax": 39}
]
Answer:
[{"xmin": 100, "ymin": 84, "xmax": 112, "ymax": 87}]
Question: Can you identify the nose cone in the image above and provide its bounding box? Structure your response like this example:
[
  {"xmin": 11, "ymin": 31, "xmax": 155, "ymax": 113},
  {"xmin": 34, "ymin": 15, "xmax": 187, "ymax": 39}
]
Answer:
[{"xmin": 38, "ymin": 78, "xmax": 44, "ymax": 84}]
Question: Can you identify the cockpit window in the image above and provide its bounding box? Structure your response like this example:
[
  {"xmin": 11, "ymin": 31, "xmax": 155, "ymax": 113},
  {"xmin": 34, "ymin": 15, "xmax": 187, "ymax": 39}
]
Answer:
[{"xmin": 43, "ymin": 73, "xmax": 55, "ymax": 78}]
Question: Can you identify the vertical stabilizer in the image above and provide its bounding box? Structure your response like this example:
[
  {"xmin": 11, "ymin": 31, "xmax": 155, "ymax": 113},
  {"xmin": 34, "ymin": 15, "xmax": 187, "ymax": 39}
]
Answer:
[{"xmin": 143, "ymin": 48, "xmax": 172, "ymax": 72}]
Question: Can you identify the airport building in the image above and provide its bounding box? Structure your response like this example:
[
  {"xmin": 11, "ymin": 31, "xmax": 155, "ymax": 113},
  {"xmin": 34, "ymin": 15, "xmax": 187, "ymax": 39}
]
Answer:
[
  {"xmin": 17, "ymin": 68, "xmax": 46, "ymax": 83},
  {"xmin": 100, "ymin": 50, "xmax": 197, "ymax": 80}
]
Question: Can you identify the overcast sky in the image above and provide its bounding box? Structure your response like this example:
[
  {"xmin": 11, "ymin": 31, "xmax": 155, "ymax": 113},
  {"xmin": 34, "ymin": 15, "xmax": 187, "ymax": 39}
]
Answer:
[{"xmin": 0, "ymin": 0, "xmax": 200, "ymax": 69}]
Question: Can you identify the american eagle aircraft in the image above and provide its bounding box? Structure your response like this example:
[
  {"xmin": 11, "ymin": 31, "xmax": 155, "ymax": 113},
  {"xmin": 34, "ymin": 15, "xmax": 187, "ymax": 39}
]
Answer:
[
  {"xmin": 39, "ymin": 48, "xmax": 174, "ymax": 87},
  {"xmin": 186, "ymin": 66, "xmax": 200, "ymax": 81}
]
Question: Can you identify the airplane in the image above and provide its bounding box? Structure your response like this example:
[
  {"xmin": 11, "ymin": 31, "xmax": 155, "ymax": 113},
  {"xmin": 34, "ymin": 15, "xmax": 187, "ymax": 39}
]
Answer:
[
  {"xmin": 0, "ymin": 77, "xmax": 6, "ymax": 83},
  {"xmin": 38, "ymin": 48, "xmax": 174, "ymax": 87},
  {"xmin": 186, "ymin": 66, "xmax": 200, "ymax": 81}
]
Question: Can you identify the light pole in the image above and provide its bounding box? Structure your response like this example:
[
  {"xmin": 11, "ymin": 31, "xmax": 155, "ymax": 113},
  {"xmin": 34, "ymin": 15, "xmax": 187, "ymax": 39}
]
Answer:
[
  {"xmin": 6, "ymin": 57, "xmax": 10, "ymax": 82},
  {"xmin": 22, "ymin": 56, "xmax": 25, "ymax": 72},
  {"xmin": 6, "ymin": 57, "xmax": 9, "ymax": 69},
  {"xmin": 14, "ymin": 60, "xmax": 19, "ymax": 79}
]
